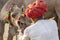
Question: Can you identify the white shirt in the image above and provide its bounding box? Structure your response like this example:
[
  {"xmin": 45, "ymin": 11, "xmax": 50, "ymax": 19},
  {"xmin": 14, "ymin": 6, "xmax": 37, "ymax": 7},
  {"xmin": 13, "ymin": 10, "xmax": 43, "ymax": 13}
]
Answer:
[{"xmin": 21, "ymin": 20, "xmax": 59, "ymax": 40}]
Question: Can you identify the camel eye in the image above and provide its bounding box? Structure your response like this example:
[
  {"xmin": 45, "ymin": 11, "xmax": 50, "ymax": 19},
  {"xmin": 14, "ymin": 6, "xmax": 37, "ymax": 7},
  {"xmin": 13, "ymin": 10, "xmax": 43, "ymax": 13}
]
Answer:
[{"xmin": 12, "ymin": 12, "xmax": 18, "ymax": 18}]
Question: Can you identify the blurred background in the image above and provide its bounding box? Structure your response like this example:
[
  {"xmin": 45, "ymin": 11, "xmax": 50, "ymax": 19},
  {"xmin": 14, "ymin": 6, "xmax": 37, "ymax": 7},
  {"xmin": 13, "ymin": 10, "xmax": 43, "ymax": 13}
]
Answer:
[{"xmin": 0, "ymin": 0, "xmax": 8, "ymax": 11}]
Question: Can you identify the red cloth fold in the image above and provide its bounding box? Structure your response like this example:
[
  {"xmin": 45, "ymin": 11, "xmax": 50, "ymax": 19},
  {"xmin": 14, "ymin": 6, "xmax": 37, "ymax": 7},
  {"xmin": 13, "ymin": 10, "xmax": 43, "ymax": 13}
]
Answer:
[{"xmin": 25, "ymin": 0, "xmax": 47, "ymax": 18}]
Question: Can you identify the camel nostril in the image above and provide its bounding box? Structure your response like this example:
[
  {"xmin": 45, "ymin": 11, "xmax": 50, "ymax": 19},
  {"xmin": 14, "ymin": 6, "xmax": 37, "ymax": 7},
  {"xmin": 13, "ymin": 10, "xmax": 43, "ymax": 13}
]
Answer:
[
  {"xmin": 21, "ymin": 23, "xmax": 24, "ymax": 25},
  {"xmin": 18, "ymin": 21, "xmax": 20, "ymax": 26}
]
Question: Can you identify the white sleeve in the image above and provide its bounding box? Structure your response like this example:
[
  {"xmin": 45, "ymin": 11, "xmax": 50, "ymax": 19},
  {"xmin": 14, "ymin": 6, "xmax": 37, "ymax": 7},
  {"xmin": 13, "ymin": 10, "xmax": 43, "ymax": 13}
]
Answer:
[{"xmin": 22, "ymin": 29, "xmax": 30, "ymax": 40}]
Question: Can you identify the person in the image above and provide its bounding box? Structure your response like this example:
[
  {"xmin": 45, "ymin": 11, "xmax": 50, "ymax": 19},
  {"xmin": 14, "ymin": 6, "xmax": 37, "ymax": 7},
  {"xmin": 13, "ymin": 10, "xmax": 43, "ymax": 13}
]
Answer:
[
  {"xmin": 24, "ymin": 0, "xmax": 60, "ymax": 38},
  {"xmin": 21, "ymin": 0, "xmax": 59, "ymax": 40}
]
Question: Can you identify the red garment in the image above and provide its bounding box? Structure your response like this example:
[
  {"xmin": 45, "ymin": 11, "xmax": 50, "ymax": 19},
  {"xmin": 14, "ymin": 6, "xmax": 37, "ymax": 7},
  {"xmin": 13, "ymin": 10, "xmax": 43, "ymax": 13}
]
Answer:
[
  {"xmin": 7, "ymin": 16, "xmax": 11, "ymax": 20},
  {"xmin": 25, "ymin": 0, "xmax": 47, "ymax": 18}
]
